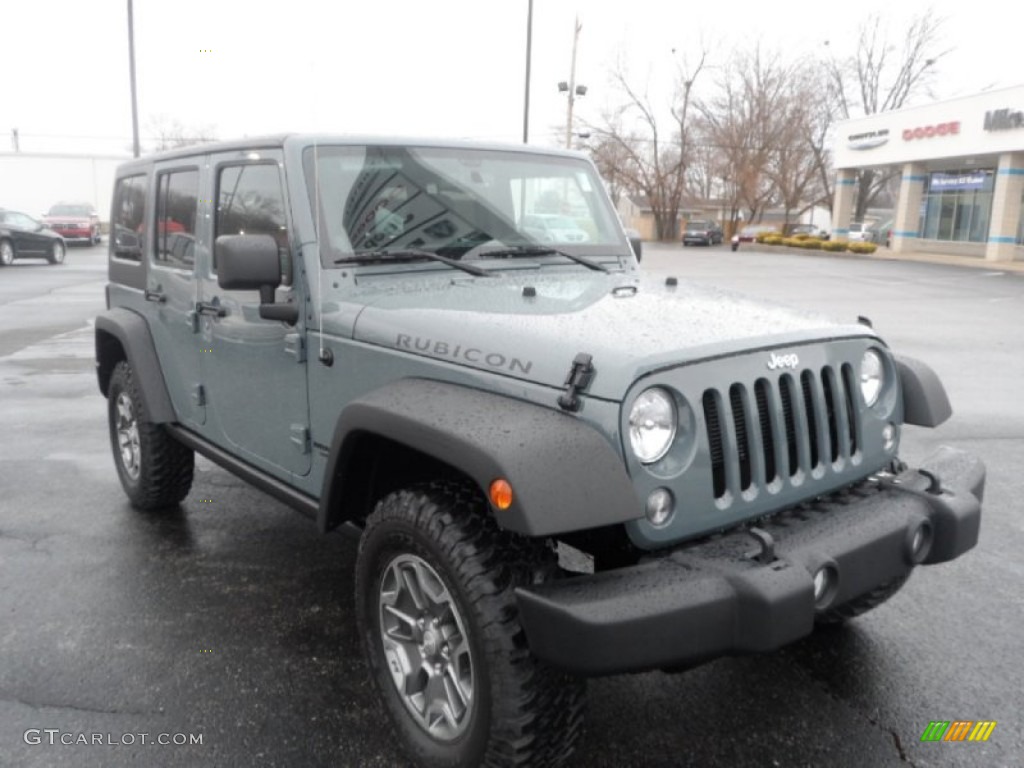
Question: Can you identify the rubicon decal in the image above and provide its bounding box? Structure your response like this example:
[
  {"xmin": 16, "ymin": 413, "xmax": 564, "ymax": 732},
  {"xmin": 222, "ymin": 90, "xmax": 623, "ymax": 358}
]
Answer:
[
  {"xmin": 920, "ymin": 720, "xmax": 996, "ymax": 742},
  {"xmin": 396, "ymin": 335, "xmax": 534, "ymax": 375}
]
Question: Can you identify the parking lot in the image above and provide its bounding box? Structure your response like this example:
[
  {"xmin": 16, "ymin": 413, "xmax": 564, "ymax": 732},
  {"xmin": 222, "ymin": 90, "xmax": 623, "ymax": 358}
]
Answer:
[{"xmin": 1, "ymin": 241, "xmax": 1022, "ymax": 767}]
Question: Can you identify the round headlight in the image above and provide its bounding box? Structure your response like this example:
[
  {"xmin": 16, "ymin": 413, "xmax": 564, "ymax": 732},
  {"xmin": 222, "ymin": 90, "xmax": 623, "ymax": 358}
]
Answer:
[
  {"xmin": 860, "ymin": 349, "xmax": 885, "ymax": 407},
  {"xmin": 629, "ymin": 388, "xmax": 677, "ymax": 464}
]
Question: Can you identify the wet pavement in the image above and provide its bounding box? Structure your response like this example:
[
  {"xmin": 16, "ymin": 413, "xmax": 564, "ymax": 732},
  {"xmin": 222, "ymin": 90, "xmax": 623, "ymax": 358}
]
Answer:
[{"xmin": 1, "ymin": 243, "xmax": 1021, "ymax": 767}]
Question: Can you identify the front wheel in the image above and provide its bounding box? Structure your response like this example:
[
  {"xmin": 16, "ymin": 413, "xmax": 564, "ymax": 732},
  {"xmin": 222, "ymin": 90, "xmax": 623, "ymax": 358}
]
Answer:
[
  {"xmin": 355, "ymin": 482, "xmax": 584, "ymax": 768},
  {"xmin": 48, "ymin": 240, "xmax": 66, "ymax": 265},
  {"xmin": 0, "ymin": 239, "xmax": 13, "ymax": 266},
  {"xmin": 107, "ymin": 361, "xmax": 194, "ymax": 509}
]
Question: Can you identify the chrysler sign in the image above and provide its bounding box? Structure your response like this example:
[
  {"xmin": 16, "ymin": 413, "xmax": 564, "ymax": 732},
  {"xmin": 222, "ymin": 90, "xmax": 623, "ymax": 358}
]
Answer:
[{"xmin": 847, "ymin": 129, "xmax": 889, "ymax": 150}]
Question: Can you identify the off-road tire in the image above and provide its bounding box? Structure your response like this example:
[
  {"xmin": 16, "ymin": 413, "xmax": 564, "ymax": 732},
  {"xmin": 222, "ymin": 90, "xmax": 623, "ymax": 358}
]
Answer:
[
  {"xmin": 816, "ymin": 571, "xmax": 912, "ymax": 624},
  {"xmin": 107, "ymin": 361, "xmax": 193, "ymax": 510},
  {"xmin": 355, "ymin": 481, "xmax": 585, "ymax": 768}
]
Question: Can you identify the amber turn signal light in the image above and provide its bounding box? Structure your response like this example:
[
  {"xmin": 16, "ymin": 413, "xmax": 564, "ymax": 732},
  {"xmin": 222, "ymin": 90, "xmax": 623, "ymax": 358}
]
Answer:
[{"xmin": 489, "ymin": 479, "xmax": 513, "ymax": 510}]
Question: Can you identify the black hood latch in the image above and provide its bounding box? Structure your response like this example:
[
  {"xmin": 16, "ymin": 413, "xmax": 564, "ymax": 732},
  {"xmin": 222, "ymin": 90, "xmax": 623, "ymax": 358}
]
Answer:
[{"xmin": 557, "ymin": 353, "xmax": 594, "ymax": 412}]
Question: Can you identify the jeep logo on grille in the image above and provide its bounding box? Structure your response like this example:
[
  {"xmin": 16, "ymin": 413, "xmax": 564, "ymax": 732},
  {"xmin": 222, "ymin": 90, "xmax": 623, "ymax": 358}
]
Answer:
[{"xmin": 767, "ymin": 352, "xmax": 799, "ymax": 370}]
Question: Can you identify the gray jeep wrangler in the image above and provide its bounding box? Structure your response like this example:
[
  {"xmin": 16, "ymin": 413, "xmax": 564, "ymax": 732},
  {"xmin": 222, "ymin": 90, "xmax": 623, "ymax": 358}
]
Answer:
[{"xmin": 96, "ymin": 135, "xmax": 984, "ymax": 767}]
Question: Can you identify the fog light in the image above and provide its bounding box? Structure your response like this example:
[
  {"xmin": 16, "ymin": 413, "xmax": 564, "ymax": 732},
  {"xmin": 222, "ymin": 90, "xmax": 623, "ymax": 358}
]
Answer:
[
  {"xmin": 908, "ymin": 521, "xmax": 933, "ymax": 564},
  {"xmin": 882, "ymin": 422, "xmax": 897, "ymax": 452},
  {"xmin": 812, "ymin": 565, "xmax": 837, "ymax": 606},
  {"xmin": 645, "ymin": 488, "xmax": 674, "ymax": 527}
]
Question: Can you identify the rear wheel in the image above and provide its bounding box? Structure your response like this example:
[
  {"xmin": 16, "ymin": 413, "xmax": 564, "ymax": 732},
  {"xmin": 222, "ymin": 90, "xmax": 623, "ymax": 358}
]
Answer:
[
  {"xmin": 355, "ymin": 481, "xmax": 585, "ymax": 768},
  {"xmin": 0, "ymin": 239, "xmax": 13, "ymax": 266},
  {"xmin": 47, "ymin": 240, "xmax": 66, "ymax": 265},
  {"xmin": 107, "ymin": 361, "xmax": 194, "ymax": 509}
]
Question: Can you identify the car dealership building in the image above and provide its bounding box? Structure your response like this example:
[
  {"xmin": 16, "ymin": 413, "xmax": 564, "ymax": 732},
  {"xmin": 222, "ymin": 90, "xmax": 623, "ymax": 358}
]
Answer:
[{"xmin": 832, "ymin": 84, "xmax": 1024, "ymax": 263}]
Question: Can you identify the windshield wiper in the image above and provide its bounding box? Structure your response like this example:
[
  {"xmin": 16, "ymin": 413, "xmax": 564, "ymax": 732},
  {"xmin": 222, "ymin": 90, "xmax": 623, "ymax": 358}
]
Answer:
[
  {"xmin": 471, "ymin": 245, "xmax": 610, "ymax": 273},
  {"xmin": 335, "ymin": 248, "xmax": 493, "ymax": 277}
]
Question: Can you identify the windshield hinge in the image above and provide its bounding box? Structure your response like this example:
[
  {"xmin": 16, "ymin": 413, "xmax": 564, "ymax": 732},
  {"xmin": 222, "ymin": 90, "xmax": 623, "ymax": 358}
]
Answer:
[{"xmin": 557, "ymin": 353, "xmax": 594, "ymax": 412}]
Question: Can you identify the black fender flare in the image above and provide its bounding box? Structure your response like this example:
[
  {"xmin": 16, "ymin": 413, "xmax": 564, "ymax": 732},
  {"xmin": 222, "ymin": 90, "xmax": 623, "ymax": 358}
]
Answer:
[
  {"xmin": 895, "ymin": 355, "xmax": 952, "ymax": 428},
  {"xmin": 94, "ymin": 308, "xmax": 177, "ymax": 423},
  {"xmin": 318, "ymin": 379, "xmax": 641, "ymax": 536}
]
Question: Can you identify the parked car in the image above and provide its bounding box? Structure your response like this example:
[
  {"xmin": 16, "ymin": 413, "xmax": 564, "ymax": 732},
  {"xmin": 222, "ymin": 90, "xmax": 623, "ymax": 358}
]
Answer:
[
  {"xmin": 521, "ymin": 213, "xmax": 590, "ymax": 243},
  {"xmin": 624, "ymin": 227, "xmax": 642, "ymax": 261},
  {"xmin": 0, "ymin": 208, "xmax": 67, "ymax": 265},
  {"xmin": 682, "ymin": 219, "xmax": 724, "ymax": 246},
  {"xmin": 42, "ymin": 202, "xmax": 101, "ymax": 245},
  {"xmin": 789, "ymin": 224, "xmax": 829, "ymax": 239},
  {"xmin": 730, "ymin": 224, "xmax": 779, "ymax": 251},
  {"xmin": 847, "ymin": 222, "xmax": 878, "ymax": 243}
]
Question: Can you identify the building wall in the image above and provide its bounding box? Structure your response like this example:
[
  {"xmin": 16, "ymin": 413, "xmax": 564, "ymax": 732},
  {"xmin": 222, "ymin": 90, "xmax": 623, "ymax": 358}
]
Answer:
[{"xmin": 0, "ymin": 152, "xmax": 128, "ymax": 223}]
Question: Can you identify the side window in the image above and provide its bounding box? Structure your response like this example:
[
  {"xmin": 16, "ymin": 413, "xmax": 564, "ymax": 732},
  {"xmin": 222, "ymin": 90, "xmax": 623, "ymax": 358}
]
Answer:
[
  {"xmin": 153, "ymin": 169, "xmax": 199, "ymax": 270},
  {"xmin": 215, "ymin": 163, "xmax": 290, "ymax": 285},
  {"xmin": 112, "ymin": 175, "xmax": 148, "ymax": 262}
]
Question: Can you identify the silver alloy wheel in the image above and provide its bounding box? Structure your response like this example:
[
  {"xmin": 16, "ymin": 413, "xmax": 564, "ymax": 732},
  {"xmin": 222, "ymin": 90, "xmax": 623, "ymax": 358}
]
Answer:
[
  {"xmin": 0, "ymin": 240, "xmax": 12, "ymax": 266},
  {"xmin": 115, "ymin": 391, "xmax": 141, "ymax": 480},
  {"xmin": 378, "ymin": 553, "xmax": 475, "ymax": 741},
  {"xmin": 52, "ymin": 241, "xmax": 65, "ymax": 264}
]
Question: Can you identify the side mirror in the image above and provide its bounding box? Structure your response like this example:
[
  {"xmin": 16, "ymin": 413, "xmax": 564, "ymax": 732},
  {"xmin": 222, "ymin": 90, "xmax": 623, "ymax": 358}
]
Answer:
[{"xmin": 215, "ymin": 234, "xmax": 298, "ymax": 324}]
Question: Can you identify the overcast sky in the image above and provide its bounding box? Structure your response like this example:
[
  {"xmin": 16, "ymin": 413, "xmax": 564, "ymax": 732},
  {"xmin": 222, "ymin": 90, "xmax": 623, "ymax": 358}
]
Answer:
[{"xmin": 4, "ymin": 0, "xmax": 1019, "ymax": 156}]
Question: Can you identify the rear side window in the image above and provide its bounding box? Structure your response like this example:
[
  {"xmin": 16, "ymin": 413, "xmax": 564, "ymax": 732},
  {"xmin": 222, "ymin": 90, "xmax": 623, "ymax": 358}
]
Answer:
[
  {"xmin": 215, "ymin": 163, "xmax": 290, "ymax": 283},
  {"xmin": 153, "ymin": 169, "xmax": 199, "ymax": 270},
  {"xmin": 111, "ymin": 175, "xmax": 148, "ymax": 261}
]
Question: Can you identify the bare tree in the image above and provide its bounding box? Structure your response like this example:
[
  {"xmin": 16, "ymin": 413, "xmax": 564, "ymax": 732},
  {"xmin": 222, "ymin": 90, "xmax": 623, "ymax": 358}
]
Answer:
[
  {"xmin": 820, "ymin": 11, "xmax": 949, "ymax": 219},
  {"xmin": 698, "ymin": 47, "xmax": 802, "ymax": 227},
  {"xmin": 144, "ymin": 114, "xmax": 218, "ymax": 152},
  {"xmin": 591, "ymin": 52, "xmax": 706, "ymax": 240}
]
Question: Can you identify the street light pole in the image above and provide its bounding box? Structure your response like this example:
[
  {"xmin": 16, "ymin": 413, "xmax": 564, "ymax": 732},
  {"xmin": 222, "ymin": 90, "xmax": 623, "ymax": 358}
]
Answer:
[
  {"xmin": 522, "ymin": 0, "xmax": 533, "ymax": 144},
  {"xmin": 127, "ymin": 0, "xmax": 140, "ymax": 158},
  {"xmin": 564, "ymin": 16, "xmax": 582, "ymax": 149}
]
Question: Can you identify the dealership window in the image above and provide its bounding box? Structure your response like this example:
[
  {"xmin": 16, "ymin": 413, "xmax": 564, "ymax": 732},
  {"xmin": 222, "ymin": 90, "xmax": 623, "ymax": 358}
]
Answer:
[
  {"xmin": 1017, "ymin": 185, "xmax": 1024, "ymax": 246},
  {"xmin": 920, "ymin": 170, "xmax": 994, "ymax": 243}
]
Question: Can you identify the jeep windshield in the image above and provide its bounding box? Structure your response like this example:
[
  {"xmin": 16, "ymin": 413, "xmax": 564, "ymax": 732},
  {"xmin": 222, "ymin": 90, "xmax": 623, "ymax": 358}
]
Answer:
[{"xmin": 302, "ymin": 144, "xmax": 629, "ymax": 269}]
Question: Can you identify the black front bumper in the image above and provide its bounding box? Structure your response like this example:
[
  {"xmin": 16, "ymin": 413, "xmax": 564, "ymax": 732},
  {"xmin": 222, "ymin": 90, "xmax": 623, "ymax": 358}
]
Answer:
[{"xmin": 516, "ymin": 446, "xmax": 984, "ymax": 676}]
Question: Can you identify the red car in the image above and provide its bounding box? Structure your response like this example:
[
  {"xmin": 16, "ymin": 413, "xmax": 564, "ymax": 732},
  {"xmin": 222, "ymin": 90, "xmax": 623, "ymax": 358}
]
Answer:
[
  {"xmin": 43, "ymin": 203, "xmax": 101, "ymax": 245},
  {"xmin": 730, "ymin": 224, "xmax": 779, "ymax": 251}
]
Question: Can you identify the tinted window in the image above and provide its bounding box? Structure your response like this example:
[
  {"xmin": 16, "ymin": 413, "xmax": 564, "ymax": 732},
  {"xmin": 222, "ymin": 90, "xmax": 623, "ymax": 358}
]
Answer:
[
  {"xmin": 215, "ymin": 163, "xmax": 289, "ymax": 282},
  {"xmin": 154, "ymin": 169, "xmax": 199, "ymax": 270},
  {"xmin": 112, "ymin": 175, "xmax": 148, "ymax": 262}
]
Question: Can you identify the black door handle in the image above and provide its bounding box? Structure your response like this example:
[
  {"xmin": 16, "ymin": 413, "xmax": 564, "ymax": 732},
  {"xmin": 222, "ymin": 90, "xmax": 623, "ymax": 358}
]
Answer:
[
  {"xmin": 144, "ymin": 289, "xmax": 166, "ymax": 303},
  {"xmin": 196, "ymin": 301, "xmax": 226, "ymax": 317}
]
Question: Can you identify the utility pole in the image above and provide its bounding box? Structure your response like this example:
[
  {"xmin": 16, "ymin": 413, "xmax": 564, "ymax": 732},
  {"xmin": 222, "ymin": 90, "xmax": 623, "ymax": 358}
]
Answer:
[
  {"xmin": 563, "ymin": 16, "xmax": 582, "ymax": 149},
  {"xmin": 522, "ymin": 0, "xmax": 533, "ymax": 144},
  {"xmin": 127, "ymin": 0, "xmax": 141, "ymax": 158}
]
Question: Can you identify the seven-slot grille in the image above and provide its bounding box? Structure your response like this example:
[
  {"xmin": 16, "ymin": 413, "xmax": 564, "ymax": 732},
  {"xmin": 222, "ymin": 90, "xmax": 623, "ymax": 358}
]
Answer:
[{"xmin": 702, "ymin": 365, "xmax": 859, "ymax": 501}]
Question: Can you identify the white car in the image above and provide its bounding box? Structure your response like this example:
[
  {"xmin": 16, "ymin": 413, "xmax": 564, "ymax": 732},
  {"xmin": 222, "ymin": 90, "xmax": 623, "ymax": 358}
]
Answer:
[{"xmin": 847, "ymin": 222, "xmax": 878, "ymax": 243}]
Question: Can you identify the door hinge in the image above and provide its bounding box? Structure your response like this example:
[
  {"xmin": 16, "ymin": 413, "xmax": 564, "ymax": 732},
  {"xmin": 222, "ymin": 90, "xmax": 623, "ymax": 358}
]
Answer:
[
  {"xmin": 284, "ymin": 333, "xmax": 306, "ymax": 363},
  {"xmin": 290, "ymin": 424, "xmax": 310, "ymax": 454}
]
